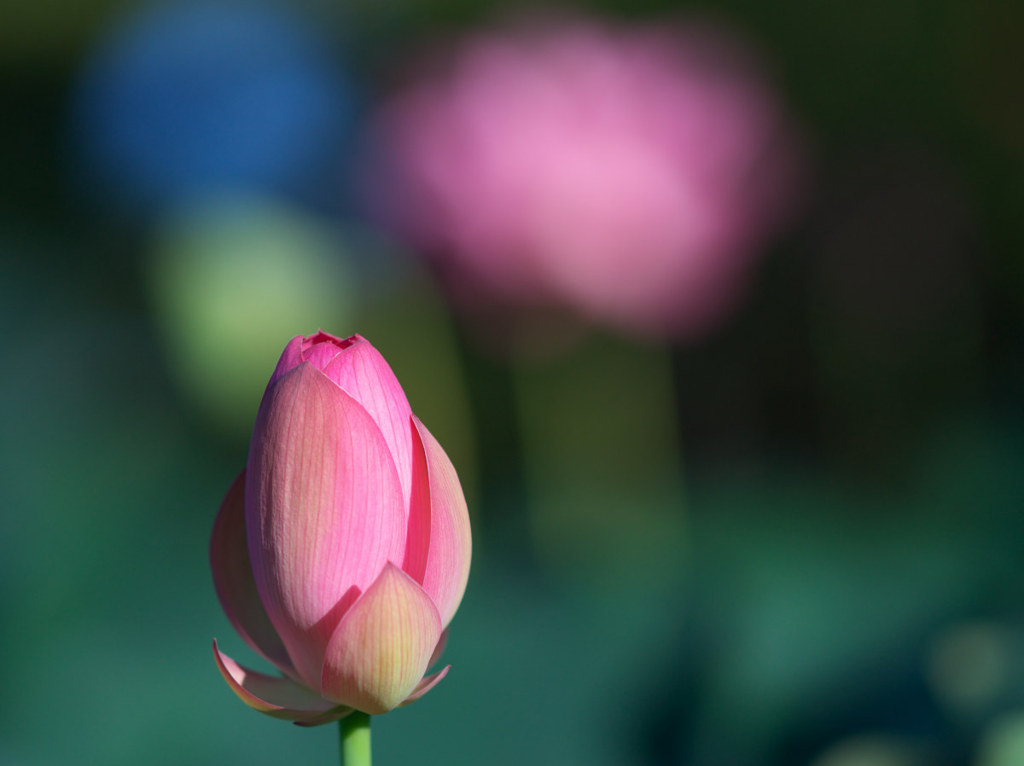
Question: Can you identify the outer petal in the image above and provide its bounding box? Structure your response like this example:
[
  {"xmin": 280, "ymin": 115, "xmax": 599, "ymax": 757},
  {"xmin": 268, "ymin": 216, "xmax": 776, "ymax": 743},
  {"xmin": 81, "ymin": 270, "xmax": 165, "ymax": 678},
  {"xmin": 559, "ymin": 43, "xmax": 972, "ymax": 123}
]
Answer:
[
  {"xmin": 293, "ymin": 707, "xmax": 356, "ymax": 728},
  {"xmin": 213, "ymin": 640, "xmax": 350, "ymax": 723},
  {"xmin": 428, "ymin": 629, "xmax": 449, "ymax": 668},
  {"xmin": 320, "ymin": 563, "xmax": 443, "ymax": 715},
  {"xmin": 400, "ymin": 665, "xmax": 450, "ymax": 707},
  {"xmin": 401, "ymin": 415, "xmax": 431, "ymax": 586},
  {"xmin": 246, "ymin": 363, "xmax": 406, "ymax": 689},
  {"xmin": 315, "ymin": 336, "xmax": 415, "ymax": 510},
  {"xmin": 210, "ymin": 471, "xmax": 296, "ymax": 677},
  {"xmin": 410, "ymin": 417, "xmax": 472, "ymax": 627},
  {"xmin": 266, "ymin": 335, "xmax": 307, "ymax": 391}
]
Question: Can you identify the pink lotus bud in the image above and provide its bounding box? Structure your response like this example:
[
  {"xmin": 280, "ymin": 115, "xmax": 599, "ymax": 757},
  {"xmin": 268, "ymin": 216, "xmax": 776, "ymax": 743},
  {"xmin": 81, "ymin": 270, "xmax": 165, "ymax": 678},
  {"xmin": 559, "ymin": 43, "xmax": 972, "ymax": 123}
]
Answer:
[{"xmin": 211, "ymin": 331, "xmax": 471, "ymax": 723}]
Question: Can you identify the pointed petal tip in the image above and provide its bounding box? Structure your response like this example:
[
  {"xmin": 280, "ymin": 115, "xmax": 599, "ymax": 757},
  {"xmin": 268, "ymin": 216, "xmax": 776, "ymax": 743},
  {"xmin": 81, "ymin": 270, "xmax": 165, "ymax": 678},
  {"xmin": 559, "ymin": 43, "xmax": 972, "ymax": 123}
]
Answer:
[
  {"xmin": 213, "ymin": 639, "xmax": 343, "ymax": 723},
  {"xmin": 401, "ymin": 665, "xmax": 451, "ymax": 707}
]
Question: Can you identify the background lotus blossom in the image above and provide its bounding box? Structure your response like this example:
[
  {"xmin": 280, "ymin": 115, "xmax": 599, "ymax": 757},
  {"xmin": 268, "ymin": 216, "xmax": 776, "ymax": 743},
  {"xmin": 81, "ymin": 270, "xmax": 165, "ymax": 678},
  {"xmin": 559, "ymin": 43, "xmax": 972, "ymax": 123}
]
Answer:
[
  {"xmin": 367, "ymin": 16, "xmax": 804, "ymax": 339},
  {"xmin": 211, "ymin": 332, "xmax": 472, "ymax": 723}
]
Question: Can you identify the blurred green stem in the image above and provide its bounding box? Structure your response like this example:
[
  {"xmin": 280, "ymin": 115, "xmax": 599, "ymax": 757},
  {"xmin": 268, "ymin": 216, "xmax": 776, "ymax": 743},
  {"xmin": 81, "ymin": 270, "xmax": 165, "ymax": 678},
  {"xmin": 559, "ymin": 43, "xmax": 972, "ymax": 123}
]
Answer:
[
  {"xmin": 340, "ymin": 712, "xmax": 371, "ymax": 766},
  {"xmin": 511, "ymin": 331, "xmax": 686, "ymax": 581}
]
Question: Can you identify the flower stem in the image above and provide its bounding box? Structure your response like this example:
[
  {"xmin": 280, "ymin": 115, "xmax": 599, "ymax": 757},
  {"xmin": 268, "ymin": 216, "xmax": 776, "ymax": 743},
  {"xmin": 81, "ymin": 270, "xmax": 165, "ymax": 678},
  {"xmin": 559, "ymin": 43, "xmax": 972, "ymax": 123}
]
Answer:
[{"xmin": 340, "ymin": 712, "xmax": 371, "ymax": 766}]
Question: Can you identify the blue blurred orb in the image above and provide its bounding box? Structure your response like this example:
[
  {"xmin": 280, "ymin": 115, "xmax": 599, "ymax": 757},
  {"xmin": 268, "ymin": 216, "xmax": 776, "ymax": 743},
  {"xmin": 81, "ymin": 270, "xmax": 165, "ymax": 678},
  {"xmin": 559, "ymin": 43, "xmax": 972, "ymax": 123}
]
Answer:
[{"xmin": 71, "ymin": 0, "xmax": 354, "ymax": 213}]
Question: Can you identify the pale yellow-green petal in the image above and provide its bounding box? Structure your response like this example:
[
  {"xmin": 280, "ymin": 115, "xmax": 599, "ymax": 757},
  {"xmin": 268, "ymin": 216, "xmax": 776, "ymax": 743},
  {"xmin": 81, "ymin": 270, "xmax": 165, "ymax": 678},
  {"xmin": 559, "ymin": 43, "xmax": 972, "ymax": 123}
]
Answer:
[{"xmin": 320, "ymin": 563, "xmax": 442, "ymax": 714}]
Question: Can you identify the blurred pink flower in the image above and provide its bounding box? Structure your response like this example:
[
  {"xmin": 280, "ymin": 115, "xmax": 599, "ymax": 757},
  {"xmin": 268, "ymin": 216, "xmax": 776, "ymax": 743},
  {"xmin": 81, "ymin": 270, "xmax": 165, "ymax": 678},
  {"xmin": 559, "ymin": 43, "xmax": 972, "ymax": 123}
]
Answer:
[
  {"xmin": 211, "ymin": 331, "xmax": 471, "ymax": 723},
  {"xmin": 368, "ymin": 16, "xmax": 804, "ymax": 338}
]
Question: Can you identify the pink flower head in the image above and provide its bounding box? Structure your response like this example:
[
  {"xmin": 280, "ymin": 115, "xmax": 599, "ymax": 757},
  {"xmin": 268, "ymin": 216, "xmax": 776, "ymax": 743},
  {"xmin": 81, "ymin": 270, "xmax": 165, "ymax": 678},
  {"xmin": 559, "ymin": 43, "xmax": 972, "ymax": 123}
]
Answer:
[
  {"xmin": 370, "ymin": 16, "xmax": 804, "ymax": 338},
  {"xmin": 211, "ymin": 331, "xmax": 471, "ymax": 723}
]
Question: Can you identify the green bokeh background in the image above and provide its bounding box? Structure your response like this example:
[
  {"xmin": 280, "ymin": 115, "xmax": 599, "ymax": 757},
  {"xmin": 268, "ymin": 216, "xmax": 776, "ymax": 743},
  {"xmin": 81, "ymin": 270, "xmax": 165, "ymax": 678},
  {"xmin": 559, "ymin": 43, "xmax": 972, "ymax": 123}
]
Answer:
[{"xmin": 2, "ymin": 1, "xmax": 1023, "ymax": 764}]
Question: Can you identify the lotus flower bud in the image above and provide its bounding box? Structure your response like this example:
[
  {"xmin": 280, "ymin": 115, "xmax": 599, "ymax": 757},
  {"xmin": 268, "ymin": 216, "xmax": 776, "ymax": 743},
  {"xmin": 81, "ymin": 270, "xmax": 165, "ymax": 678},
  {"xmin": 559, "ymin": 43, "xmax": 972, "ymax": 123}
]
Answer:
[{"xmin": 211, "ymin": 331, "xmax": 471, "ymax": 724}]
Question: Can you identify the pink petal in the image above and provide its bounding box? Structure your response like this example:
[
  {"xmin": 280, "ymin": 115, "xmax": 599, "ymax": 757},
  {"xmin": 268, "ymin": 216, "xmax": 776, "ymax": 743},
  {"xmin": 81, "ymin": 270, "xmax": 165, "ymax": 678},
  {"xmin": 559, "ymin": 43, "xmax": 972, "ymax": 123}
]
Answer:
[
  {"xmin": 246, "ymin": 364, "xmax": 406, "ymax": 689},
  {"xmin": 302, "ymin": 335, "xmax": 355, "ymax": 375},
  {"xmin": 320, "ymin": 563, "xmax": 442, "ymax": 715},
  {"xmin": 411, "ymin": 417, "xmax": 472, "ymax": 627},
  {"xmin": 213, "ymin": 639, "xmax": 350, "ymax": 723},
  {"xmin": 400, "ymin": 665, "xmax": 451, "ymax": 707},
  {"xmin": 265, "ymin": 332, "xmax": 359, "ymax": 391},
  {"xmin": 428, "ymin": 629, "xmax": 449, "ymax": 668},
  {"xmin": 315, "ymin": 337, "xmax": 415, "ymax": 510},
  {"xmin": 209, "ymin": 471, "xmax": 296, "ymax": 677},
  {"xmin": 266, "ymin": 335, "xmax": 306, "ymax": 391},
  {"xmin": 400, "ymin": 415, "xmax": 431, "ymax": 586},
  {"xmin": 292, "ymin": 707, "xmax": 356, "ymax": 728}
]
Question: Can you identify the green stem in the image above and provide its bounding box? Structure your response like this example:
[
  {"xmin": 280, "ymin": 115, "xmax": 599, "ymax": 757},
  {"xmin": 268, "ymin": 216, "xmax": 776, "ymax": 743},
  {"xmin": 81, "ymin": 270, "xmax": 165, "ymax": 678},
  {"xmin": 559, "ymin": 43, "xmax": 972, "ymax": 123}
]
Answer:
[{"xmin": 339, "ymin": 712, "xmax": 371, "ymax": 766}]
